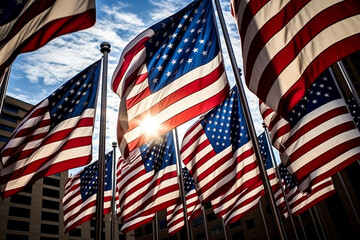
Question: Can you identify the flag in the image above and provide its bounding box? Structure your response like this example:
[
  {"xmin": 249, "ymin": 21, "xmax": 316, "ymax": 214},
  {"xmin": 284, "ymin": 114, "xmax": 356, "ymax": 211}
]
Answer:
[
  {"xmin": 181, "ymin": 86, "xmax": 261, "ymax": 203},
  {"xmin": 258, "ymin": 132, "xmax": 285, "ymax": 211},
  {"xmin": 346, "ymin": 96, "xmax": 360, "ymax": 130},
  {"xmin": 116, "ymin": 133, "xmax": 180, "ymax": 233},
  {"xmin": 63, "ymin": 152, "xmax": 113, "ymax": 232},
  {"xmin": 0, "ymin": 0, "xmax": 96, "ymax": 82},
  {"xmin": 278, "ymin": 164, "xmax": 335, "ymax": 217},
  {"xmin": 260, "ymin": 69, "xmax": 360, "ymax": 191},
  {"xmin": 233, "ymin": 0, "xmax": 360, "ymax": 117},
  {"xmin": 111, "ymin": 0, "xmax": 229, "ymax": 161},
  {"xmin": 166, "ymin": 167, "xmax": 202, "ymax": 236},
  {"xmin": 0, "ymin": 60, "xmax": 101, "ymax": 198}
]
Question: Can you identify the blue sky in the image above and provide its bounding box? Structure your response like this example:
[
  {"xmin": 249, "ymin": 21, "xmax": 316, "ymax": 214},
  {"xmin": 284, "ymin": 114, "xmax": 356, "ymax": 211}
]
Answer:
[{"xmin": 6, "ymin": 0, "xmax": 265, "ymax": 169}]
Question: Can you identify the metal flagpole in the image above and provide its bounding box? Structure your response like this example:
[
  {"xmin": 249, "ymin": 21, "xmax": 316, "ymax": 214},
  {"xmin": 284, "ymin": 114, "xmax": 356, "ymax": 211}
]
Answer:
[
  {"xmin": 336, "ymin": 171, "xmax": 360, "ymax": 226},
  {"xmin": 111, "ymin": 142, "xmax": 117, "ymax": 240},
  {"xmin": 172, "ymin": 128, "xmax": 192, "ymax": 240},
  {"xmin": 95, "ymin": 42, "xmax": 111, "ymax": 240},
  {"xmin": 153, "ymin": 212, "xmax": 159, "ymax": 240},
  {"xmin": 221, "ymin": 218, "xmax": 229, "ymax": 240},
  {"xmin": 0, "ymin": 65, "xmax": 11, "ymax": 113},
  {"xmin": 212, "ymin": 1, "xmax": 286, "ymax": 239},
  {"xmin": 297, "ymin": 215, "xmax": 308, "ymax": 240},
  {"xmin": 258, "ymin": 201, "xmax": 271, "ymax": 240},
  {"xmin": 202, "ymin": 207, "xmax": 210, "ymax": 240},
  {"xmin": 308, "ymin": 208, "xmax": 321, "ymax": 240},
  {"xmin": 336, "ymin": 61, "xmax": 360, "ymax": 109},
  {"xmin": 263, "ymin": 125, "xmax": 296, "ymax": 240},
  {"xmin": 312, "ymin": 206, "xmax": 327, "ymax": 239}
]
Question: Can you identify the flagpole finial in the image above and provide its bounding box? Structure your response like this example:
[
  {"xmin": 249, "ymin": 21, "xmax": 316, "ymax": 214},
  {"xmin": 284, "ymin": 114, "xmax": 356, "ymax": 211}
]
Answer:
[
  {"xmin": 112, "ymin": 142, "xmax": 117, "ymax": 148},
  {"xmin": 100, "ymin": 42, "xmax": 111, "ymax": 53}
]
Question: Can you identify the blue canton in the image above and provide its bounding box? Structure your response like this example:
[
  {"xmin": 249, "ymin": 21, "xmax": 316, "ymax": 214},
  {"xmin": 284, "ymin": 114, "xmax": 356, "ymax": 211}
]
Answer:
[
  {"xmin": 139, "ymin": 132, "xmax": 176, "ymax": 173},
  {"xmin": 182, "ymin": 167, "xmax": 196, "ymax": 193},
  {"xmin": 201, "ymin": 87, "xmax": 249, "ymax": 154},
  {"xmin": 287, "ymin": 69, "xmax": 341, "ymax": 126},
  {"xmin": 258, "ymin": 132, "xmax": 273, "ymax": 170},
  {"xmin": 347, "ymin": 96, "xmax": 360, "ymax": 130},
  {"xmin": 0, "ymin": 0, "xmax": 29, "ymax": 26},
  {"xmin": 145, "ymin": 0, "xmax": 219, "ymax": 92},
  {"xmin": 47, "ymin": 60, "xmax": 101, "ymax": 130},
  {"xmin": 80, "ymin": 151, "xmax": 113, "ymax": 202},
  {"xmin": 278, "ymin": 164, "xmax": 298, "ymax": 190}
]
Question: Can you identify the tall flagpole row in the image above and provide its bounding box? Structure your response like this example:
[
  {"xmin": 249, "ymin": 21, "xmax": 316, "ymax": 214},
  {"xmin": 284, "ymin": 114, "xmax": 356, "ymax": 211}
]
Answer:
[
  {"xmin": 0, "ymin": 66, "xmax": 11, "ymax": 114},
  {"xmin": 111, "ymin": 142, "xmax": 117, "ymax": 240},
  {"xmin": 212, "ymin": 0, "xmax": 286, "ymax": 239},
  {"xmin": 263, "ymin": 124, "xmax": 298, "ymax": 240},
  {"xmin": 172, "ymin": 128, "xmax": 192, "ymax": 240},
  {"xmin": 95, "ymin": 42, "xmax": 111, "ymax": 240},
  {"xmin": 153, "ymin": 212, "xmax": 159, "ymax": 240},
  {"xmin": 337, "ymin": 61, "xmax": 360, "ymax": 109}
]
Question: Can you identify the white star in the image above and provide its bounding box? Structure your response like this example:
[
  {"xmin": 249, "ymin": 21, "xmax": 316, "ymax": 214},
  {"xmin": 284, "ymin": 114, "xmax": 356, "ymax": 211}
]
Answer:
[
  {"xmin": 193, "ymin": 48, "xmax": 198, "ymax": 53},
  {"xmin": 184, "ymin": 38, "xmax": 189, "ymax": 43},
  {"xmin": 166, "ymin": 71, "xmax": 171, "ymax": 77},
  {"xmin": 171, "ymin": 59, "xmax": 177, "ymax": 65},
  {"xmin": 167, "ymin": 43, "xmax": 173, "ymax": 49},
  {"xmin": 187, "ymin": 58, "xmax": 193, "ymax": 64},
  {"xmin": 157, "ymin": 65, "xmax": 163, "ymax": 71},
  {"xmin": 177, "ymin": 48, "xmax": 183, "ymax": 53}
]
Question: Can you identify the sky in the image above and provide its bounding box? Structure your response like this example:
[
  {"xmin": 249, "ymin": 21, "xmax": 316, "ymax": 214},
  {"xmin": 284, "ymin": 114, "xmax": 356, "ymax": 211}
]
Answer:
[{"xmin": 6, "ymin": 0, "xmax": 266, "ymax": 172}]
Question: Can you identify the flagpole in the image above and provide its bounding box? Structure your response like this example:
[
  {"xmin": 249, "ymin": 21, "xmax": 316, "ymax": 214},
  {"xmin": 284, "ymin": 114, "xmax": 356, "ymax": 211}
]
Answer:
[
  {"xmin": 111, "ymin": 142, "xmax": 117, "ymax": 240},
  {"xmin": 336, "ymin": 61, "xmax": 360, "ymax": 109},
  {"xmin": 221, "ymin": 218, "xmax": 229, "ymax": 240},
  {"xmin": 308, "ymin": 208, "xmax": 321, "ymax": 240},
  {"xmin": 297, "ymin": 215, "xmax": 308, "ymax": 240},
  {"xmin": 258, "ymin": 201, "xmax": 270, "ymax": 240},
  {"xmin": 95, "ymin": 42, "xmax": 111, "ymax": 240},
  {"xmin": 172, "ymin": 128, "xmax": 192, "ymax": 240},
  {"xmin": 263, "ymin": 124, "xmax": 298, "ymax": 240},
  {"xmin": 0, "ymin": 65, "xmax": 11, "ymax": 113},
  {"xmin": 202, "ymin": 207, "xmax": 210, "ymax": 240},
  {"xmin": 153, "ymin": 212, "xmax": 159, "ymax": 240},
  {"xmin": 312, "ymin": 206, "xmax": 327, "ymax": 239},
  {"xmin": 212, "ymin": 1, "xmax": 285, "ymax": 239}
]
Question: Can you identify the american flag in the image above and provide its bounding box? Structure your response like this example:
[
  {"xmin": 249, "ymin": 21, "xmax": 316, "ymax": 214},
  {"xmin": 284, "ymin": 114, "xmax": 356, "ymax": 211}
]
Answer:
[
  {"xmin": 260, "ymin": 69, "xmax": 360, "ymax": 192},
  {"xmin": 63, "ymin": 152, "xmax": 113, "ymax": 232},
  {"xmin": 116, "ymin": 133, "xmax": 179, "ymax": 233},
  {"xmin": 347, "ymin": 96, "xmax": 360, "ymax": 130},
  {"xmin": 111, "ymin": 0, "xmax": 229, "ymax": 161},
  {"xmin": 0, "ymin": 0, "xmax": 96, "ymax": 81},
  {"xmin": 166, "ymin": 167, "xmax": 202, "ymax": 236},
  {"xmin": 0, "ymin": 60, "xmax": 101, "ymax": 198},
  {"xmin": 278, "ymin": 164, "xmax": 335, "ymax": 217},
  {"xmin": 258, "ymin": 132, "xmax": 285, "ymax": 211},
  {"xmin": 181, "ymin": 86, "xmax": 261, "ymax": 204},
  {"xmin": 232, "ymin": 0, "xmax": 360, "ymax": 117}
]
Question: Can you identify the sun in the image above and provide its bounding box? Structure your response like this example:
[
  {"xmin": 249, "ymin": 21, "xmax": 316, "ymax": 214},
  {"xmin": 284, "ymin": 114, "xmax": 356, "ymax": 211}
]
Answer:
[{"xmin": 140, "ymin": 115, "xmax": 161, "ymax": 137}]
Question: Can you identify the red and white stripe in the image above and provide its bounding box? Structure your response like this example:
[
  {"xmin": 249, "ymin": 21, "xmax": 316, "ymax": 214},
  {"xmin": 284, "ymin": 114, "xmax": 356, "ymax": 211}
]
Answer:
[
  {"xmin": 63, "ymin": 171, "xmax": 112, "ymax": 233},
  {"xmin": 166, "ymin": 188, "xmax": 202, "ymax": 236},
  {"xmin": 111, "ymin": 29, "xmax": 229, "ymax": 161},
  {"xmin": 116, "ymin": 155, "xmax": 179, "ymax": 233},
  {"xmin": 180, "ymin": 120, "xmax": 260, "ymax": 203},
  {"xmin": 259, "ymin": 101, "xmax": 360, "ymax": 191},
  {"xmin": 234, "ymin": 0, "xmax": 360, "ymax": 116},
  {"xmin": 0, "ymin": 100, "xmax": 94, "ymax": 198},
  {"xmin": 0, "ymin": 0, "xmax": 96, "ymax": 75}
]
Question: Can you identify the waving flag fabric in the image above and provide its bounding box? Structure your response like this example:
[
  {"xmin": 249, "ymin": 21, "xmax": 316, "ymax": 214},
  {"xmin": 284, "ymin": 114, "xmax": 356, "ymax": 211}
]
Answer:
[
  {"xmin": 166, "ymin": 167, "xmax": 202, "ymax": 236},
  {"xmin": 0, "ymin": 60, "xmax": 101, "ymax": 198},
  {"xmin": 181, "ymin": 86, "xmax": 260, "ymax": 204},
  {"xmin": 63, "ymin": 152, "xmax": 113, "ymax": 232},
  {"xmin": 111, "ymin": 0, "xmax": 229, "ymax": 161},
  {"xmin": 0, "ymin": 0, "xmax": 96, "ymax": 82},
  {"xmin": 232, "ymin": 0, "xmax": 360, "ymax": 117},
  {"xmin": 260, "ymin": 69, "xmax": 360, "ymax": 191},
  {"xmin": 116, "ymin": 133, "xmax": 179, "ymax": 233},
  {"xmin": 278, "ymin": 164, "xmax": 335, "ymax": 217}
]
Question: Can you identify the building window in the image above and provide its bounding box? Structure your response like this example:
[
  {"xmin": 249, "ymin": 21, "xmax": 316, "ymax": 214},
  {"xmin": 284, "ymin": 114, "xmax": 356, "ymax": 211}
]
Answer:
[
  {"xmin": 41, "ymin": 224, "xmax": 59, "ymax": 235},
  {"xmin": 3, "ymin": 104, "xmax": 18, "ymax": 113},
  {"xmin": 231, "ymin": 231, "xmax": 245, "ymax": 240},
  {"xmin": 246, "ymin": 219, "xmax": 255, "ymax": 229},
  {"xmin": 43, "ymin": 177, "xmax": 60, "ymax": 187},
  {"xmin": 229, "ymin": 220, "xmax": 241, "ymax": 229},
  {"xmin": 145, "ymin": 222, "xmax": 152, "ymax": 235},
  {"xmin": 193, "ymin": 216, "xmax": 204, "ymax": 227},
  {"xmin": 41, "ymin": 211, "xmax": 59, "ymax": 222},
  {"xmin": 135, "ymin": 227, "xmax": 143, "ymax": 237},
  {"xmin": 210, "ymin": 224, "xmax": 224, "ymax": 236},
  {"xmin": 69, "ymin": 228, "xmax": 82, "ymax": 237},
  {"xmin": 42, "ymin": 199, "xmax": 59, "ymax": 210},
  {"xmin": 159, "ymin": 219, "xmax": 167, "ymax": 230},
  {"xmin": 9, "ymin": 206, "xmax": 30, "ymax": 218},
  {"xmin": 6, "ymin": 234, "xmax": 28, "ymax": 240},
  {"xmin": 206, "ymin": 212, "xmax": 217, "ymax": 222},
  {"xmin": 0, "ymin": 135, "xmax": 8, "ymax": 142},
  {"xmin": 0, "ymin": 113, "xmax": 17, "ymax": 123},
  {"xmin": 119, "ymin": 233, "xmax": 127, "ymax": 240},
  {"xmin": 195, "ymin": 231, "xmax": 206, "ymax": 240},
  {"xmin": 0, "ymin": 123, "xmax": 15, "ymax": 132},
  {"xmin": 10, "ymin": 195, "xmax": 31, "ymax": 205},
  {"xmin": 21, "ymin": 185, "xmax": 32, "ymax": 193},
  {"xmin": 42, "ymin": 187, "xmax": 59, "ymax": 199},
  {"xmin": 7, "ymin": 220, "xmax": 29, "ymax": 231}
]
